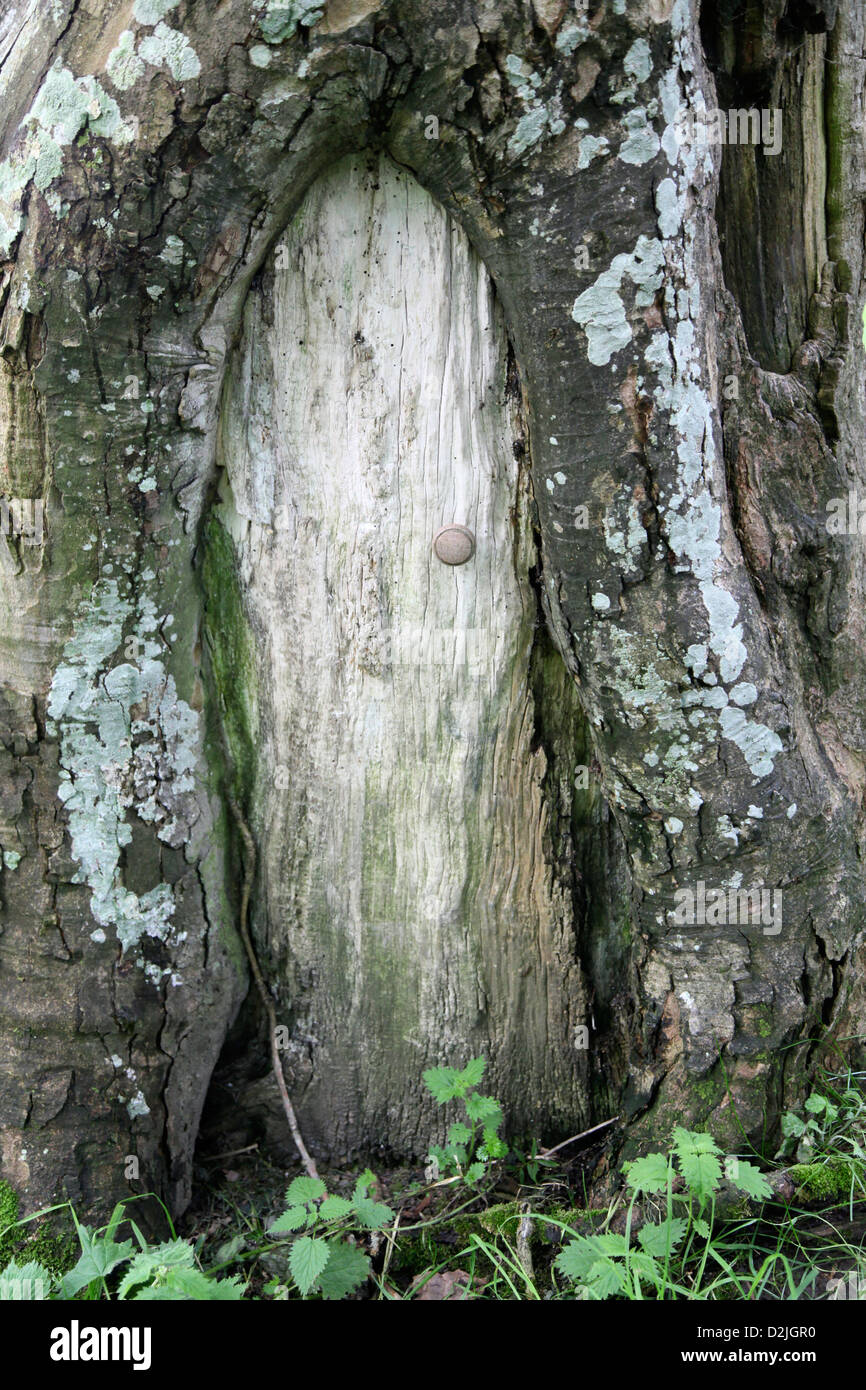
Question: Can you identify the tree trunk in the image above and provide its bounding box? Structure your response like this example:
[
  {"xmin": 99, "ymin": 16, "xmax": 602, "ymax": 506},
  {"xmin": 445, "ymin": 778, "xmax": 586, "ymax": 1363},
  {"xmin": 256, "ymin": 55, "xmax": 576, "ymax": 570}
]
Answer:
[{"xmin": 0, "ymin": 0, "xmax": 863, "ymax": 1220}]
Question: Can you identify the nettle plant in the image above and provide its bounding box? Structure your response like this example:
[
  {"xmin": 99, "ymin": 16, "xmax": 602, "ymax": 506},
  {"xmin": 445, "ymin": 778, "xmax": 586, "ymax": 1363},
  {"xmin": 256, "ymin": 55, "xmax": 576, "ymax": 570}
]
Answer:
[
  {"xmin": 423, "ymin": 1057, "xmax": 509, "ymax": 1183},
  {"xmin": 554, "ymin": 1127, "xmax": 772, "ymax": 1300},
  {"xmin": 1, "ymin": 1200, "xmax": 245, "ymax": 1301},
  {"xmin": 779, "ymin": 1092, "xmax": 842, "ymax": 1163},
  {"xmin": 265, "ymin": 1172, "xmax": 394, "ymax": 1299}
]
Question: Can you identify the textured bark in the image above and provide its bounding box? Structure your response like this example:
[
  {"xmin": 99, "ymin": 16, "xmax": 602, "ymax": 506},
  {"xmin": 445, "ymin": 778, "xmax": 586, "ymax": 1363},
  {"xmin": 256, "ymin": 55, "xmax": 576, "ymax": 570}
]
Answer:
[{"xmin": 0, "ymin": 0, "xmax": 863, "ymax": 1218}]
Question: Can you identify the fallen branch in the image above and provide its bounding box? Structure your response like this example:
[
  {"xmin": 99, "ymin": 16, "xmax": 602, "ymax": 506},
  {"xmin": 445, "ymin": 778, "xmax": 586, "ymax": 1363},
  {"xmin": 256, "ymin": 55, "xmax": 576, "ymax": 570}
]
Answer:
[{"xmin": 539, "ymin": 1116, "xmax": 620, "ymax": 1158}]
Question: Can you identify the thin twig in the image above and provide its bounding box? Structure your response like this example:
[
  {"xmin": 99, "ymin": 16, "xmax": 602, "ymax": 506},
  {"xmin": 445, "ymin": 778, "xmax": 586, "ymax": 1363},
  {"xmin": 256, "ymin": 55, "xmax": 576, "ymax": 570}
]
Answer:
[
  {"xmin": 227, "ymin": 789, "xmax": 319, "ymax": 1180},
  {"xmin": 203, "ymin": 1143, "xmax": 260, "ymax": 1163},
  {"xmin": 539, "ymin": 1116, "xmax": 620, "ymax": 1158}
]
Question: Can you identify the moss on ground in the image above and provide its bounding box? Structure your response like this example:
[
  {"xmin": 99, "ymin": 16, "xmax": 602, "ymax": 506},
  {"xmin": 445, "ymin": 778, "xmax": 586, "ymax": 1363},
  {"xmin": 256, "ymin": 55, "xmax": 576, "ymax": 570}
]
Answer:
[{"xmin": 788, "ymin": 1158, "xmax": 860, "ymax": 1202}]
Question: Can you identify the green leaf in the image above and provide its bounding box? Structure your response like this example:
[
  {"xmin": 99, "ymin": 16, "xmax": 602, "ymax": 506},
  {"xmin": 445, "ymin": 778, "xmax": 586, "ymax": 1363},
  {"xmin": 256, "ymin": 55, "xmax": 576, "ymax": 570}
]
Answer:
[
  {"xmin": 447, "ymin": 1122, "xmax": 473, "ymax": 1147},
  {"xmin": 673, "ymin": 1128, "xmax": 722, "ymax": 1203},
  {"xmin": 637, "ymin": 1217, "xmax": 687, "ymax": 1257},
  {"xmin": 353, "ymin": 1196, "xmax": 394, "ymax": 1230},
  {"xmin": 464, "ymin": 1093, "xmax": 502, "ymax": 1126},
  {"xmin": 624, "ymin": 1152, "xmax": 670, "ymax": 1195},
  {"xmin": 423, "ymin": 1067, "xmax": 462, "ymax": 1103},
  {"xmin": 555, "ymin": 1239, "xmax": 600, "ymax": 1282},
  {"xmin": 459, "ymin": 1057, "xmax": 486, "ymax": 1088},
  {"xmin": 352, "ymin": 1169, "xmax": 378, "ymax": 1200},
  {"xmin": 584, "ymin": 1260, "xmax": 626, "ymax": 1298},
  {"xmin": 60, "ymin": 1219, "xmax": 134, "ymax": 1298},
  {"xmin": 134, "ymin": 1268, "xmax": 245, "ymax": 1300},
  {"xmin": 804, "ymin": 1093, "xmax": 828, "ymax": 1115},
  {"xmin": 555, "ymin": 1232, "xmax": 629, "ymax": 1285},
  {"xmin": 289, "ymin": 1236, "xmax": 330, "ymax": 1295},
  {"xmin": 318, "ymin": 1195, "xmax": 355, "ymax": 1222},
  {"xmin": 118, "ymin": 1239, "xmax": 194, "ymax": 1299},
  {"xmin": 0, "ymin": 1260, "xmax": 54, "ymax": 1300},
  {"xmin": 781, "ymin": 1112, "xmax": 806, "ymax": 1139},
  {"xmin": 285, "ymin": 1176, "xmax": 327, "ymax": 1207},
  {"xmin": 464, "ymin": 1162, "xmax": 487, "ymax": 1184},
  {"xmin": 693, "ymin": 1216, "xmax": 710, "ymax": 1238},
  {"xmin": 628, "ymin": 1251, "xmax": 665, "ymax": 1291},
  {"xmin": 268, "ymin": 1206, "xmax": 308, "ymax": 1235},
  {"xmin": 317, "ymin": 1241, "xmax": 371, "ymax": 1300},
  {"xmin": 478, "ymin": 1132, "xmax": 508, "ymax": 1160},
  {"xmin": 724, "ymin": 1157, "xmax": 772, "ymax": 1201}
]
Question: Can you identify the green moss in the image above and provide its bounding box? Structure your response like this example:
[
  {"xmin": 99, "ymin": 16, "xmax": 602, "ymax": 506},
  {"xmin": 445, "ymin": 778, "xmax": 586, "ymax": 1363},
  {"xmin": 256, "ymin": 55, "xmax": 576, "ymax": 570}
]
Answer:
[
  {"xmin": 788, "ymin": 1159, "xmax": 856, "ymax": 1202},
  {"xmin": 201, "ymin": 513, "xmax": 259, "ymax": 809},
  {"xmin": 19, "ymin": 1222, "xmax": 77, "ymax": 1277},
  {"xmin": 477, "ymin": 1201, "xmax": 521, "ymax": 1236},
  {"xmin": 0, "ymin": 1184, "xmax": 76, "ymax": 1275},
  {"xmin": 0, "ymin": 1180, "xmax": 19, "ymax": 1264}
]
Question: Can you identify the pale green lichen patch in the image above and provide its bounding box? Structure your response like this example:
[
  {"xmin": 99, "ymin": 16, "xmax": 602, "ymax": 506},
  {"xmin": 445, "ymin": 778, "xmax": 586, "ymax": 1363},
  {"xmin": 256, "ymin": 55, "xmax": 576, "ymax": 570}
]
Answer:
[
  {"xmin": 0, "ymin": 61, "xmax": 135, "ymax": 254},
  {"xmin": 133, "ymin": 0, "xmax": 179, "ymax": 22},
  {"xmin": 504, "ymin": 54, "xmax": 566, "ymax": 158},
  {"xmin": 106, "ymin": 32, "xmax": 146, "ymax": 91},
  {"xmin": 624, "ymin": 38, "xmax": 653, "ymax": 86},
  {"xmin": 138, "ymin": 23, "xmax": 202, "ymax": 81},
  {"xmin": 618, "ymin": 108, "xmax": 660, "ymax": 166},
  {"xmin": 47, "ymin": 579, "xmax": 201, "ymax": 959},
  {"xmin": 572, "ymin": 236, "xmax": 665, "ymax": 365},
  {"xmin": 577, "ymin": 134, "xmax": 608, "ymax": 170},
  {"xmin": 258, "ymin": 0, "xmax": 324, "ymax": 43}
]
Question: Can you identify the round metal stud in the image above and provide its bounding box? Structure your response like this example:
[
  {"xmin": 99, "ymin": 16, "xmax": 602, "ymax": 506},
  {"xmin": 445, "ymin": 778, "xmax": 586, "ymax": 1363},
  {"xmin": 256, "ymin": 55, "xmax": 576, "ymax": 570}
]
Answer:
[{"xmin": 432, "ymin": 524, "xmax": 475, "ymax": 566}]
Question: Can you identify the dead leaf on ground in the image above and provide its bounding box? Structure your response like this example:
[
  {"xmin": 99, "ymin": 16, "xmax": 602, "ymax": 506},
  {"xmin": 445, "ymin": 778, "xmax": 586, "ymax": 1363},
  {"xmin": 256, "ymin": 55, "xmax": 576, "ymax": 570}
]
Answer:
[{"xmin": 411, "ymin": 1269, "xmax": 475, "ymax": 1300}]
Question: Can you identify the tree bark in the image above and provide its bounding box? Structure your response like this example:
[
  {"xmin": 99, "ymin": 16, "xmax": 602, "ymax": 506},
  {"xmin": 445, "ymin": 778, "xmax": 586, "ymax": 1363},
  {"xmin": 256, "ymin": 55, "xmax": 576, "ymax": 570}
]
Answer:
[{"xmin": 0, "ymin": 0, "xmax": 863, "ymax": 1219}]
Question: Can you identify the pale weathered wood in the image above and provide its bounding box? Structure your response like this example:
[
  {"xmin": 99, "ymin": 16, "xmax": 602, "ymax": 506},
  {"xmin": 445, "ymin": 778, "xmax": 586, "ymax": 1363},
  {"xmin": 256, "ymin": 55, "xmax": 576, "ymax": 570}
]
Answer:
[{"xmin": 217, "ymin": 154, "xmax": 588, "ymax": 1155}]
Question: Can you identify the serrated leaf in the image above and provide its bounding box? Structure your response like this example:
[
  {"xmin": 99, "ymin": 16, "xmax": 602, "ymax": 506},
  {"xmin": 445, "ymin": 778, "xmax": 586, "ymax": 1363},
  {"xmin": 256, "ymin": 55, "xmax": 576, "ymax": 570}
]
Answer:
[
  {"xmin": 673, "ymin": 1128, "xmax": 722, "ymax": 1203},
  {"xmin": 352, "ymin": 1168, "xmax": 378, "ymax": 1200},
  {"xmin": 447, "ymin": 1122, "xmax": 472, "ymax": 1146},
  {"xmin": 555, "ymin": 1239, "xmax": 600, "ymax": 1282},
  {"xmin": 0, "ymin": 1260, "xmax": 54, "ymax": 1299},
  {"xmin": 463, "ymin": 1162, "xmax": 487, "ymax": 1184},
  {"xmin": 268, "ymin": 1206, "xmax": 307, "ymax": 1234},
  {"xmin": 555, "ymin": 1232, "xmax": 628, "ymax": 1285},
  {"xmin": 60, "ymin": 1220, "xmax": 134, "ymax": 1299},
  {"xmin": 318, "ymin": 1195, "xmax": 355, "ymax": 1222},
  {"xmin": 628, "ymin": 1251, "xmax": 665, "ymax": 1290},
  {"xmin": 637, "ymin": 1217, "xmax": 687, "ymax": 1257},
  {"xmin": 423, "ymin": 1067, "xmax": 462, "ymax": 1103},
  {"xmin": 464, "ymin": 1093, "xmax": 502, "ymax": 1125},
  {"xmin": 459, "ymin": 1057, "xmax": 486, "ymax": 1088},
  {"xmin": 317, "ymin": 1241, "xmax": 370, "ymax": 1300},
  {"xmin": 724, "ymin": 1157, "xmax": 772, "ymax": 1201},
  {"xmin": 805, "ymin": 1093, "xmax": 828, "ymax": 1115},
  {"xmin": 678, "ymin": 1150, "xmax": 722, "ymax": 1204},
  {"xmin": 593, "ymin": 1233, "xmax": 630, "ymax": 1256},
  {"xmin": 353, "ymin": 1195, "xmax": 394, "ymax": 1230},
  {"xmin": 584, "ymin": 1260, "xmax": 625, "ymax": 1298},
  {"xmin": 624, "ymin": 1152, "xmax": 670, "ymax": 1194},
  {"xmin": 289, "ymin": 1236, "xmax": 330, "ymax": 1295},
  {"xmin": 118, "ymin": 1239, "xmax": 194, "ymax": 1299},
  {"xmin": 673, "ymin": 1126, "xmax": 722, "ymax": 1157},
  {"xmin": 133, "ymin": 1268, "xmax": 245, "ymax": 1300},
  {"xmin": 693, "ymin": 1216, "xmax": 710, "ymax": 1238},
  {"xmin": 781, "ymin": 1112, "xmax": 806, "ymax": 1138},
  {"xmin": 285, "ymin": 1176, "xmax": 327, "ymax": 1207}
]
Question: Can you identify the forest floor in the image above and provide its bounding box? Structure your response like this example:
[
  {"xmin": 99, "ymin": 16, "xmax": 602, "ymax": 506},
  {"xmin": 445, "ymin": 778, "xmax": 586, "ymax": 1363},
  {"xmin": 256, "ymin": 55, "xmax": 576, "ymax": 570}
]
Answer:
[{"xmin": 2, "ymin": 1058, "xmax": 864, "ymax": 1301}]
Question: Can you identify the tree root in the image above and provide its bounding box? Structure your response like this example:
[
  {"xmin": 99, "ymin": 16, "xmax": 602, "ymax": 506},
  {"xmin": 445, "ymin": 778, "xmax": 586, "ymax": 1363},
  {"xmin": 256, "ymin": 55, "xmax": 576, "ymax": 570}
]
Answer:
[{"xmin": 226, "ymin": 789, "xmax": 319, "ymax": 1180}]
